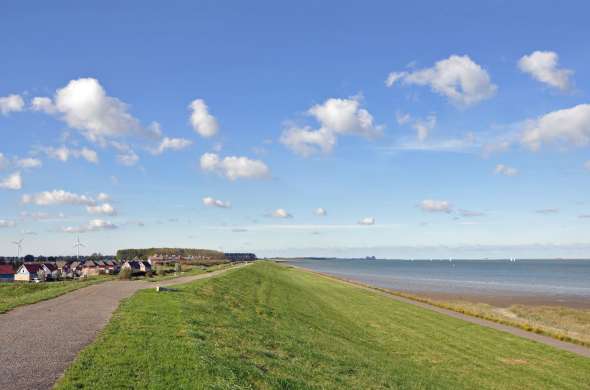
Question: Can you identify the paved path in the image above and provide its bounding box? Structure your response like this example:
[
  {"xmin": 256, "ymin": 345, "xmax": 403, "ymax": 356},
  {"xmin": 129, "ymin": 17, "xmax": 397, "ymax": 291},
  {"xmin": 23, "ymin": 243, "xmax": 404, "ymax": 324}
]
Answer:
[
  {"xmin": 303, "ymin": 268, "xmax": 590, "ymax": 359},
  {"xmin": 0, "ymin": 265, "xmax": 247, "ymax": 390}
]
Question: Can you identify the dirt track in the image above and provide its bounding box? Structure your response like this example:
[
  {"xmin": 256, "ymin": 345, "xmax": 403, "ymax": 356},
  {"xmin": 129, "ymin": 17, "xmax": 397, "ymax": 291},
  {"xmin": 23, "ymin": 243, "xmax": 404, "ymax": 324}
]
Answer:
[{"xmin": 0, "ymin": 265, "xmax": 246, "ymax": 390}]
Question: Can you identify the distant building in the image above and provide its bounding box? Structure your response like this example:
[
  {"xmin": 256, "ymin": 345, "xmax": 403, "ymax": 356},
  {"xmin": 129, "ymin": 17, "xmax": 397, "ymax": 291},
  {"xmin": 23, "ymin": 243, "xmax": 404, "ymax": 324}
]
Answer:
[
  {"xmin": 122, "ymin": 260, "xmax": 151, "ymax": 275},
  {"xmin": 224, "ymin": 253, "xmax": 257, "ymax": 262},
  {"xmin": 14, "ymin": 263, "xmax": 43, "ymax": 282},
  {"xmin": 0, "ymin": 264, "xmax": 15, "ymax": 282}
]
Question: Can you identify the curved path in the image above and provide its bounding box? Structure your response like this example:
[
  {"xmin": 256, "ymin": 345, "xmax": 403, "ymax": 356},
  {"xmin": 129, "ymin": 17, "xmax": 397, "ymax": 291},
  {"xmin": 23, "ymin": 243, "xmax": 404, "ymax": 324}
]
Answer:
[
  {"xmin": 303, "ymin": 268, "xmax": 590, "ymax": 359},
  {"xmin": 0, "ymin": 265, "xmax": 247, "ymax": 390}
]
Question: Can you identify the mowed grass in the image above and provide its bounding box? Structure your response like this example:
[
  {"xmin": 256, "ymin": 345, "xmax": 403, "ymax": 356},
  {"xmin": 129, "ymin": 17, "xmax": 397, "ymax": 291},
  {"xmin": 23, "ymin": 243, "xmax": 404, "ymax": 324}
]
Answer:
[
  {"xmin": 56, "ymin": 262, "xmax": 590, "ymax": 389},
  {"xmin": 0, "ymin": 276, "xmax": 111, "ymax": 313}
]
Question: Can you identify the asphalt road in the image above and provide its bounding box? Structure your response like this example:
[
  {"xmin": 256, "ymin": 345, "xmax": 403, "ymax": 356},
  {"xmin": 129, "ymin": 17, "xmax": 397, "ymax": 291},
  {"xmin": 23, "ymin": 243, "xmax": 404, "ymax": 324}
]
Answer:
[{"xmin": 0, "ymin": 265, "xmax": 246, "ymax": 390}]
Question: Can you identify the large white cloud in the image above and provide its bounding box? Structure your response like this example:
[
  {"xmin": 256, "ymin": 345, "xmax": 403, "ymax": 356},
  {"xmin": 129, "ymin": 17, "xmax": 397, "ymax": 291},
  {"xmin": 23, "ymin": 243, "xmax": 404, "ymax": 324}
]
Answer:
[
  {"xmin": 151, "ymin": 137, "xmax": 193, "ymax": 155},
  {"xmin": 62, "ymin": 219, "xmax": 117, "ymax": 233},
  {"xmin": 494, "ymin": 164, "xmax": 519, "ymax": 176},
  {"xmin": 189, "ymin": 99, "xmax": 219, "ymax": 138},
  {"xmin": 0, "ymin": 94, "xmax": 24, "ymax": 115},
  {"xmin": 386, "ymin": 55, "xmax": 497, "ymax": 106},
  {"xmin": 32, "ymin": 78, "xmax": 159, "ymax": 143},
  {"xmin": 280, "ymin": 97, "xmax": 382, "ymax": 156},
  {"xmin": 0, "ymin": 172, "xmax": 22, "ymax": 190},
  {"xmin": 21, "ymin": 190, "xmax": 96, "ymax": 206},
  {"xmin": 200, "ymin": 153, "xmax": 270, "ymax": 180},
  {"xmin": 202, "ymin": 196, "xmax": 231, "ymax": 208},
  {"xmin": 518, "ymin": 51, "xmax": 572, "ymax": 91},
  {"xmin": 86, "ymin": 203, "xmax": 117, "ymax": 216},
  {"xmin": 419, "ymin": 199, "xmax": 452, "ymax": 213},
  {"xmin": 522, "ymin": 104, "xmax": 590, "ymax": 150}
]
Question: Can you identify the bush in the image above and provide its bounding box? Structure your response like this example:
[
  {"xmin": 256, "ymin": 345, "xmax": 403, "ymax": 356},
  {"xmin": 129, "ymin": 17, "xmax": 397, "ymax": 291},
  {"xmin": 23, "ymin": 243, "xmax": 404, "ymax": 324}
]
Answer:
[
  {"xmin": 119, "ymin": 267, "xmax": 132, "ymax": 280},
  {"xmin": 146, "ymin": 270, "xmax": 153, "ymax": 278},
  {"xmin": 174, "ymin": 263, "xmax": 182, "ymax": 273}
]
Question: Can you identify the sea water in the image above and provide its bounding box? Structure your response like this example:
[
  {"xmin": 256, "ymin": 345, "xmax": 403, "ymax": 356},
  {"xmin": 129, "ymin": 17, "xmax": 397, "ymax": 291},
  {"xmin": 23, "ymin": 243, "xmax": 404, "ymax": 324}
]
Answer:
[{"xmin": 285, "ymin": 259, "xmax": 590, "ymax": 305}]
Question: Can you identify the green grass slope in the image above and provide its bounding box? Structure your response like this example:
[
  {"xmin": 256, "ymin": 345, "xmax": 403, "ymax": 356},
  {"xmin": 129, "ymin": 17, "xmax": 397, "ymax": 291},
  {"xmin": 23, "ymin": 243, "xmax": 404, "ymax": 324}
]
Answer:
[{"xmin": 56, "ymin": 262, "xmax": 590, "ymax": 389}]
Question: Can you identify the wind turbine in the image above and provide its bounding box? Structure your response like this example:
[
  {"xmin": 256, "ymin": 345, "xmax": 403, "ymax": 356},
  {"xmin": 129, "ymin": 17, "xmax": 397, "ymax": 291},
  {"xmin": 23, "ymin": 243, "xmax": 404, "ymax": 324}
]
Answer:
[
  {"xmin": 12, "ymin": 239, "xmax": 23, "ymax": 259},
  {"xmin": 73, "ymin": 235, "xmax": 85, "ymax": 260}
]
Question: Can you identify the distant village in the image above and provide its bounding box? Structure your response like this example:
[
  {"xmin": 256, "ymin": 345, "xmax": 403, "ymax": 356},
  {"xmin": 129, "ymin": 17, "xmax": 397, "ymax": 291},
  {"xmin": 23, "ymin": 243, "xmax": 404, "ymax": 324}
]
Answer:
[{"xmin": 0, "ymin": 250, "xmax": 257, "ymax": 283}]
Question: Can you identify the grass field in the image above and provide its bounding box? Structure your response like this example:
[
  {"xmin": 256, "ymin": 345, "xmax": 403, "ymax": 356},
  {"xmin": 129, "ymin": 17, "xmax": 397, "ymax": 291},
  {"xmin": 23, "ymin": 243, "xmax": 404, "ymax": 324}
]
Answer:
[
  {"xmin": 0, "ymin": 276, "xmax": 111, "ymax": 313},
  {"xmin": 56, "ymin": 262, "xmax": 590, "ymax": 389}
]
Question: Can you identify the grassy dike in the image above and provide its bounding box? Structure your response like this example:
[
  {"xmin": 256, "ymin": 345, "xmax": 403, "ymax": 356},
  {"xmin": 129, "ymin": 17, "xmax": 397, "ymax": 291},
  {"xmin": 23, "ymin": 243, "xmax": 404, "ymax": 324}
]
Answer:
[{"xmin": 56, "ymin": 262, "xmax": 590, "ymax": 389}]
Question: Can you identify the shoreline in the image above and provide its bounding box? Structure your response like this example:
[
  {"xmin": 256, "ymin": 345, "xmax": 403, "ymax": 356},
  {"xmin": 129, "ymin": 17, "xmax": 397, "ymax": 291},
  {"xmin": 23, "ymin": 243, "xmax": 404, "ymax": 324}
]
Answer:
[
  {"xmin": 391, "ymin": 289, "xmax": 590, "ymax": 309},
  {"xmin": 281, "ymin": 260, "xmax": 590, "ymax": 309}
]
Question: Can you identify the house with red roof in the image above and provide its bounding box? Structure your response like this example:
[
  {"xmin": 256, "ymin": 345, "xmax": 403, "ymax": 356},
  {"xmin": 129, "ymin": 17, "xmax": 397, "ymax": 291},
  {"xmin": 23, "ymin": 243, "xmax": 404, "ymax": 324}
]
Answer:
[{"xmin": 14, "ymin": 263, "xmax": 43, "ymax": 282}]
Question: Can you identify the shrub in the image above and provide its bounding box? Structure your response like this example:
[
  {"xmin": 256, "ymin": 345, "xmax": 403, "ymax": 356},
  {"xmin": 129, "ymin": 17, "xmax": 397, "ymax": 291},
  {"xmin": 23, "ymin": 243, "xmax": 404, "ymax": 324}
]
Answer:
[
  {"xmin": 174, "ymin": 263, "xmax": 182, "ymax": 273},
  {"xmin": 119, "ymin": 267, "xmax": 132, "ymax": 280}
]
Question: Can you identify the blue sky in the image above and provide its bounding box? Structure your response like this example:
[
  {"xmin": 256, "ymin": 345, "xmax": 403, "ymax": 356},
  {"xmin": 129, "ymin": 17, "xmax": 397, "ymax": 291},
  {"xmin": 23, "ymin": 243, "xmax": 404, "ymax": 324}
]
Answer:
[{"xmin": 1, "ymin": 1, "xmax": 589, "ymax": 258}]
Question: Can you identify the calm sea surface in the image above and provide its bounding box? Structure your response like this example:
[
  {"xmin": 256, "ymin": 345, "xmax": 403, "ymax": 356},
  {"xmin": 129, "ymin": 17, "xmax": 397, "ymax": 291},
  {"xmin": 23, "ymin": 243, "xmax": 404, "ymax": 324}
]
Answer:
[{"xmin": 285, "ymin": 259, "xmax": 590, "ymax": 306}]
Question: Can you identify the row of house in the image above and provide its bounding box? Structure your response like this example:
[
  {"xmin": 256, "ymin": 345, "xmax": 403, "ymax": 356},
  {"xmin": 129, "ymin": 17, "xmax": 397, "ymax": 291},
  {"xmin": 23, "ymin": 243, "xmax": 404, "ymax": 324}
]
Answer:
[
  {"xmin": 2, "ymin": 259, "xmax": 155, "ymax": 282},
  {"xmin": 1, "ymin": 260, "xmax": 123, "ymax": 282}
]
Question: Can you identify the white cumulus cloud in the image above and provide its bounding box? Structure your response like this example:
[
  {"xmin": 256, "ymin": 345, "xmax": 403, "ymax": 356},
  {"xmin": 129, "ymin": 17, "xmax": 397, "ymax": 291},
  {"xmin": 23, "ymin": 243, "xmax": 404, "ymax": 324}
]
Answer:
[
  {"xmin": 16, "ymin": 158, "xmax": 42, "ymax": 169},
  {"xmin": 494, "ymin": 164, "xmax": 519, "ymax": 176},
  {"xmin": 272, "ymin": 208, "xmax": 292, "ymax": 218},
  {"xmin": 21, "ymin": 190, "xmax": 96, "ymax": 206},
  {"xmin": 412, "ymin": 114, "xmax": 437, "ymax": 142},
  {"xmin": 32, "ymin": 78, "xmax": 159, "ymax": 144},
  {"xmin": 419, "ymin": 200, "xmax": 452, "ymax": 213},
  {"xmin": 202, "ymin": 196, "xmax": 231, "ymax": 208},
  {"xmin": 522, "ymin": 104, "xmax": 590, "ymax": 150},
  {"xmin": 200, "ymin": 153, "xmax": 270, "ymax": 180},
  {"xmin": 62, "ymin": 219, "xmax": 117, "ymax": 233},
  {"xmin": 96, "ymin": 192, "xmax": 110, "ymax": 202},
  {"xmin": 189, "ymin": 99, "xmax": 219, "ymax": 138},
  {"xmin": 314, "ymin": 207, "xmax": 327, "ymax": 216},
  {"xmin": 358, "ymin": 216, "xmax": 375, "ymax": 225},
  {"xmin": 86, "ymin": 203, "xmax": 117, "ymax": 216},
  {"xmin": 0, "ymin": 172, "xmax": 22, "ymax": 190},
  {"xmin": 280, "ymin": 97, "xmax": 382, "ymax": 156},
  {"xmin": 152, "ymin": 137, "xmax": 193, "ymax": 155},
  {"xmin": 0, "ymin": 94, "xmax": 24, "ymax": 115},
  {"xmin": 117, "ymin": 150, "xmax": 139, "ymax": 166},
  {"xmin": 386, "ymin": 55, "xmax": 497, "ymax": 107},
  {"xmin": 41, "ymin": 146, "xmax": 98, "ymax": 164},
  {"xmin": 518, "ymin": 51, "xmax": 573, "ymax": 91}
]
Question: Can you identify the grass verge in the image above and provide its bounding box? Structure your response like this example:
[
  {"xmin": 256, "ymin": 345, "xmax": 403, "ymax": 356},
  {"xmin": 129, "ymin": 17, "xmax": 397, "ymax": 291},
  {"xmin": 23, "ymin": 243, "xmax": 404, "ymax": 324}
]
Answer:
[
  {"xmin": 56, "ymin": 262, "xmax": 590, "ymax": 389},
  {"xmin": 0, "ymin": 276, "xmax": 112, "ymax": 314}
]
